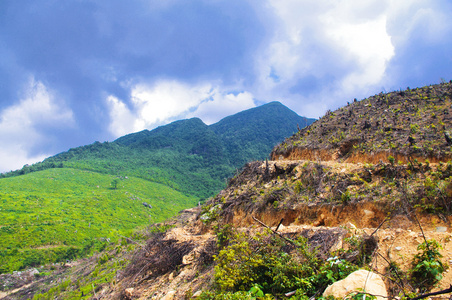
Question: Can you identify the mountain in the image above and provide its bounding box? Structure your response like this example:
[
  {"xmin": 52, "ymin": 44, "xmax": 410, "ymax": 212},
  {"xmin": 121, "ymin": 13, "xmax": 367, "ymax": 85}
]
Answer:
[
  {"xmin": 8, "ymin": 83, "xmax": 452, "ymax": 299},
  {"xmin": 0, "ymin": 101, "xmax": 313, "ymax": 274},
  {"xmin": 7, "ymin": 83, "xmax": 452, "ymax": 299},
  {"xmin": 211, "ymin": 101, "xmax": 314, "ymax": 166},
  {"xmin": 2, "ymin": 101, "xmax": 314, "ymax": 199}
]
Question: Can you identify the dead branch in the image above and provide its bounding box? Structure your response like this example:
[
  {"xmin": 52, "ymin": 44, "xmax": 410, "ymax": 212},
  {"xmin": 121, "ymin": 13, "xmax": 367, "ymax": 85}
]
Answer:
[
  {"xmin": 275, "ymin": 218, "xmax": 284, "ymax": 232},
  {"xmin": 252, "ymin": 216, "xmax": 296, "ymax": 245},
  {"xmin": 370, "ymin": 217, "xmax": 388, "ymax": 237},
  {"xmin": 408, "ymin": 284, "xmax": 452, "ymax": 300}
]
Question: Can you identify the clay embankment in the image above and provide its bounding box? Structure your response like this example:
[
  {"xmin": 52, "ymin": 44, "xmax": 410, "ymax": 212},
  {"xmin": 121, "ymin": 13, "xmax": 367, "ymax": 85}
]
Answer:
[{"xmin": 271, "ymin": 146, "xmax": 451, "ymax": 165}]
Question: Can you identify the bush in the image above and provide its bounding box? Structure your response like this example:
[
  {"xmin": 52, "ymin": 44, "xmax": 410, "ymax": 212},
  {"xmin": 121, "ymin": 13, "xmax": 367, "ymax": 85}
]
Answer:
[
  {"xmin": 212, "ymin": 228, "xmax": 356, "ymax": 298},
  {"xmin": 410, "ymin": 239, "xmax": 447, "ymax": 292}
]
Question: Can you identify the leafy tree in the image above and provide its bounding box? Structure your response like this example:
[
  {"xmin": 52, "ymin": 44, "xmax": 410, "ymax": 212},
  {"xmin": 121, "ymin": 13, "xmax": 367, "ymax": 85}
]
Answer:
[{"xmin": 111, "ymin": 178, "xmax": 120, "ymax": 189}]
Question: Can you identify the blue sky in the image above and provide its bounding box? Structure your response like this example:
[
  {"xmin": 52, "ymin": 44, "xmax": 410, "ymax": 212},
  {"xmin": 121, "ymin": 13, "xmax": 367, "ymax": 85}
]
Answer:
[{"xmin": 1, "ymin": 0, "xmax": 452, "ymax": 172}]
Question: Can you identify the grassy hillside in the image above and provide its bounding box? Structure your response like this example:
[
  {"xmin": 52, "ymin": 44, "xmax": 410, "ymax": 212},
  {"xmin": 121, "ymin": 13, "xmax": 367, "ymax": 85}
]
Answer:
[{"xmin": 0, "ymin": 168, "xmax": 197, "ymax": 273}]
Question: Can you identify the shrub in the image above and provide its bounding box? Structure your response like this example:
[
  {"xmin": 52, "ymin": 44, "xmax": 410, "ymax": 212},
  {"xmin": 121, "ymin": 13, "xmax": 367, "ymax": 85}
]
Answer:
[
  {"xmin": 410, "ymin": 239, "xmax": 447, "ymax": 292},
  {"xmin": 388, "ymin": 156, "xmax": 395, "ymax": 165},
  {"xmin": 212, "ymin": 229, "xmax": 356, "ymax": 298}
]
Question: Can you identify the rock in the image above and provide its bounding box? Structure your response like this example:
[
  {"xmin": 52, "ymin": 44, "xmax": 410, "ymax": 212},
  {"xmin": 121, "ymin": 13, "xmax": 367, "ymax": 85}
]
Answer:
[
  {"xmin": 436, "ymin": 226, "xmax": 447, "ymax": 232},
  {"xmin": 161, "ymin": 290, "xmax": 176, "ymax": 300},
  {"xmin": 382, "ymin": 235, "xmax": 392, "ymax": 241},
  {"xmin": 330, "ymin": 238, "xmax": 343, "ymax": 252},
  {"xmin": 345, "ymin": 222, "xmax": 356, "ymax": 230},
  {"xmin": 123, "ymin": 288, "xmax": 134, "ymax": 299},
  {"xmin": 192, "ymin": 290, "xmax": 203, "ymax": 298},
  {"xmin": 395, "ymin": 246, "xmax": 402, "ymax": 251},
  {"xmin": 29, "ymin": 268, "xmax": 39, "ymax": 276},
  {"xmin": 183, "ymin": 251, "xmax": 196, "ymax": 265},
  {"xmin": 363, "ymin": 209, "xmax": 374, "ymax": 216},
  {"xmin": 323, "ymin": 269, "xmax": 387, "ymax": 300}
]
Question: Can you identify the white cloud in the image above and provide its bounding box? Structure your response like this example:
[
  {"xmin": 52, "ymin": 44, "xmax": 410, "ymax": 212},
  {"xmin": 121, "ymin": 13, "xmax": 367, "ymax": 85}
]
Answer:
[
  {"xmin": 106, "ymin": 95, "xmax": 136, "ymax": 137},
  {"xmin": 187, "ymin": 90, "xmax": 256, "ymax": 124},
  {"xmin": 107, "ymin": 80, "xmax": 257, "ymax": 136},
  {"xmin": 386, "ymin": 0, "xmax": 451, "ymax": 45},
  {"xmin": 107, "ymin": 80, "xmax": 214, "ymax": 136},
  {"xmin": 324, "ymin": 15, "xmax": 394, "ymax": 92},
  {"xmin": 0, "ymin": 78, "xmax": 74, "ymax": 172},
  {"xmin": 256, "ymin": 0, "xmax": 452, "ymax": 119},
  {"xmin": 131, "ymin": 80, "xmax": 214, "ymax": 128},
  {"xmin": 251, "ymin": 0, "xmax": 396, "ymax": 117}
]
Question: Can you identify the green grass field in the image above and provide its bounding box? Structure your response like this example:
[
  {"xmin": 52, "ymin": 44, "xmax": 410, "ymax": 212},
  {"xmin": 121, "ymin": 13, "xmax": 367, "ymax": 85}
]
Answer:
[{"xmin": 0, "ymin": 168, "xmax": 197, "ymax": 273}]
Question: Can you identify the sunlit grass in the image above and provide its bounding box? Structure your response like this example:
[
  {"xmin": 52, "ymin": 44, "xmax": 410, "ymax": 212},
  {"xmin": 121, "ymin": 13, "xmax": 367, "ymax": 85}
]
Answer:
[{"xmin": 0, "ymin": 168, "xmax": 197, "ymax": 272}]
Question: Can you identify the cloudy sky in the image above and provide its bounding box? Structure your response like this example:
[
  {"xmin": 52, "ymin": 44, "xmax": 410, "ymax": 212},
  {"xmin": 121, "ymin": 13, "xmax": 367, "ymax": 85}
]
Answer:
[{"xmin": 1, "ymin": 0, "xmax": 451, "ymax": 172}]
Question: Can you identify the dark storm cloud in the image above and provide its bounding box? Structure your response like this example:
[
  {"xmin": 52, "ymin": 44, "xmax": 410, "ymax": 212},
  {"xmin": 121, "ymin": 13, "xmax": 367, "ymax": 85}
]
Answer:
[
  {"xmin": 2, "ymin": 0, "xmax": 263, "ymax": 91},
  {"xmin": 0, "ymin": 0, "xmax": 266, "ymax": 168}
]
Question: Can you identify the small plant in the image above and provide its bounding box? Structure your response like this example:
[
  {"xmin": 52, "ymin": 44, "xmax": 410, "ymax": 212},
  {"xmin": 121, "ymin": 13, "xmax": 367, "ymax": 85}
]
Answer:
[
  {"xmin": 410, "ymin": 124, "xmax": 419, "ymax": 134},
  {"xmin": 215, "ymin": 224, "xmax": 233, "ymax": 249},
  {"xmin": 388, "ymin": 156, "xmax": 395, "ymax": 165},
  {"xmin": 294, "ymin": 181, "xmax": 304, "ymax": 194},
  {"xmin": 340, "ymin": 190, "xmax": 351, "ymax": 204},
  {"xmin": 410, "ymin": 239, "xmax": 447, "ymax": 292},
  {"xmin": 111, "ymin": 178, "xmax": 120, "ymax": 189},
  {"xmin": 200, "ymin": 204, "xmax": 222, "ymax": 224},
  {"xmin": 348, "ymin": 291, "xmax": 376, "ymax": 300},
  {"xmin": 315, "ymin": 256, "xmax": 358, "ymax": 288}
]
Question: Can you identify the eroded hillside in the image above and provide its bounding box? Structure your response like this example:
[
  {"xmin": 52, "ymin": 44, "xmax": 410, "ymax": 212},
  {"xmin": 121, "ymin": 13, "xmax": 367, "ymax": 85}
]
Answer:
[{"xmin": 272, "ymin": 82, "xmax": 452, "ymax": 164}]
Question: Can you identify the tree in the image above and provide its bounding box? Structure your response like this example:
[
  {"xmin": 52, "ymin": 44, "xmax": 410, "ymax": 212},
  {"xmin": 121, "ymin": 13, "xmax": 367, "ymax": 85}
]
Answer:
[{"xmin": 111, "ymin": 178, "xmax": 120, "ymax": 190}]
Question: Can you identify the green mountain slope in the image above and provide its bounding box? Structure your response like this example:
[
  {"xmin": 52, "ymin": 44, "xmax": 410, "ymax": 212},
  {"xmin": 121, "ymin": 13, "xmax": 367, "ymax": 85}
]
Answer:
[
  {"xmin": 211, "ymin": 101, "xmax": 315, "ymax": 166},
  {"xmin": 0, "ymin": 102, "xmax": 313, "ymax": 273},
  {"xmin": 42, "ymin": 118, "xmax": 230, "ymax": 198},
  {"xmin": 0, "ymin": 168, "xmax": 197, "ymax": 273},
  {"xmin": 2, "ymin": 102, "xmax": 314, "ymax": 199}
]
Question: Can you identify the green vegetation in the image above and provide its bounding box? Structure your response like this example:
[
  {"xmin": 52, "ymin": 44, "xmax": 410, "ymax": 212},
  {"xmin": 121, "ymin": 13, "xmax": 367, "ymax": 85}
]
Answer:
[
  {"xmin": 195, "ymin": 226, "xmax": 447, "ymax": 299},
  {"xmin": 0, "ymin": 102, "xmax": 313, "ymax": 274},
  {"xmin": 410, "ymin": 239, "xmax": 446, "ymax": 292},
  {"xmin": 0, "ymin": 168, "xmax": 197, "ymax": 273},
  {"xmin": 197, "ymin": 227, "xmax": 364, "ymax": 299},
  {"xmin": 2, "ymin": 102, "xmax": 314, "ymax": 199}
]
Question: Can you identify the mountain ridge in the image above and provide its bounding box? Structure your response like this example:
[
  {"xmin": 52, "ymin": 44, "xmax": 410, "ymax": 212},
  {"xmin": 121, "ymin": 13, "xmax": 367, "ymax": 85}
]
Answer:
[{"xmin": 1, "ymin": 101, "xmax": 315, "ymax": 198}]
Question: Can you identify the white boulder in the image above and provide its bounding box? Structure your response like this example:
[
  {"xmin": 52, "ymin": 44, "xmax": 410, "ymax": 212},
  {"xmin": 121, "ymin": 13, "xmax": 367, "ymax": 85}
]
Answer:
[{"xmin": 323, "ymin": 269, "xmax": 387, "ymax": 300}]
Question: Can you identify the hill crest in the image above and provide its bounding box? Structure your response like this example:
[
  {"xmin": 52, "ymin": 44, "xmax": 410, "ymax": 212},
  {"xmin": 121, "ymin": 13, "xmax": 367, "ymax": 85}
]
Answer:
[{"xmin": 272, "ymin": 82, "xmax": 452, "ymax": 164}]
